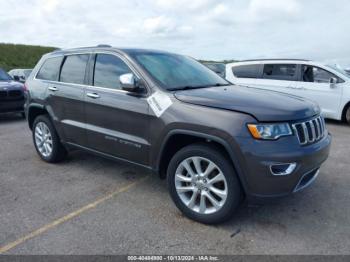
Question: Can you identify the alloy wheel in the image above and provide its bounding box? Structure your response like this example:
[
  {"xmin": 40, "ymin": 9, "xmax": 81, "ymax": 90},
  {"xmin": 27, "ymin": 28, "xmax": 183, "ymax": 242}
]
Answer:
[
  {"xmin": 174, "ymin": 156, "xmax": 228, "ymax": 214},
  {"xmin": 34, "ymin": 122, "xmax": 53, "ymax": 158}
]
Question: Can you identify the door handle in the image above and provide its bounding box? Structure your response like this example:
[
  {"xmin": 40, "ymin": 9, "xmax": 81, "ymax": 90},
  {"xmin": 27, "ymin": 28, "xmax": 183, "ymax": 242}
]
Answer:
[
  {"xmin": 87, "ymin": 92, "xmax": 100, "ymax": 99},
  {"xmin": 48, "ymin": 86, "xmax": 58, "ymax": 92}
]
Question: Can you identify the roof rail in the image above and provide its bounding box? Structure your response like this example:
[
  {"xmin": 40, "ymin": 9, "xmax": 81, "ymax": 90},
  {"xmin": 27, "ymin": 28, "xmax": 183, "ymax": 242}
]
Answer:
[
  {"xmin": 239, "ymin": 58, "xmax": 310, "ymax": 62},
  {"xmin": 97, "ymin": 44, "xmax": 112, "ymax": 48}
]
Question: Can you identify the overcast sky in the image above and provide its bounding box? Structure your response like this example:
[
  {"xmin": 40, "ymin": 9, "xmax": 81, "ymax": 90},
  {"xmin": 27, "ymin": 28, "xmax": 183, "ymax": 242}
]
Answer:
[{"xmin": 1, "ymin": 0, "xmax": 350, "ymax": 67}]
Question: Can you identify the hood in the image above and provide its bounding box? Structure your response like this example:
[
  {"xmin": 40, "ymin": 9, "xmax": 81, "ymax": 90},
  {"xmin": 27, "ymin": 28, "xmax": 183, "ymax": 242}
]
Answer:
[
  {"xmin": 174, "ymin": 85, "xmax": 320, "ymax": 122},
  {"xmin": 0, "ymin": 80, "xmax": 23, "ymax": 90}
]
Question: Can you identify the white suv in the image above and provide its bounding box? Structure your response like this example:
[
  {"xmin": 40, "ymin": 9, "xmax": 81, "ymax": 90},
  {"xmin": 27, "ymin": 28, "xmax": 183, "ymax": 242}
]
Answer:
[{"xmin": 226, "ymin": 59, "xmax": 350, "ymax": 125}]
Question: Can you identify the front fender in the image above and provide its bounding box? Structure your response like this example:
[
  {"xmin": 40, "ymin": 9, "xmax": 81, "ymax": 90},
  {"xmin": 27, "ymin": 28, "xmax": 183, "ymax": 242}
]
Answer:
[{"xmin": 154, "ymin": 129, "xmax": 250, "ymax": 194}]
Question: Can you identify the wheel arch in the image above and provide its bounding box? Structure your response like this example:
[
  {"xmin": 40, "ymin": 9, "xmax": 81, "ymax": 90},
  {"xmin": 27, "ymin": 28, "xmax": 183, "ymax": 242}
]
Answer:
[
  {"xmin": 156, "ymin": 129, "xmax": 248, "ymax": 193},
  {"xmin": 27, "ymin": 104, "xmax": 48, "ymax": 130},
  {"xmin": 341, "ymin": 101, "xmax": 350, "ymax": 122}
]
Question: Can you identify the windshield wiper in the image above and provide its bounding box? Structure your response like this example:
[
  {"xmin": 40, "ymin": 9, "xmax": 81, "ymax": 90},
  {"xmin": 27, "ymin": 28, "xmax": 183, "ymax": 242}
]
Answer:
[{"xmin": 212, "ymin": 83, "xmax": 231, "ymax": 87}]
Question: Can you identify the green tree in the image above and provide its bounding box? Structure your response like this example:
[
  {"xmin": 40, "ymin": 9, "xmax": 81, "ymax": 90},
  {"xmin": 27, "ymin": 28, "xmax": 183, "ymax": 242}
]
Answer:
[{"xmin": 0, "ymin": 43, "xmax": 56, "ymax": 71}]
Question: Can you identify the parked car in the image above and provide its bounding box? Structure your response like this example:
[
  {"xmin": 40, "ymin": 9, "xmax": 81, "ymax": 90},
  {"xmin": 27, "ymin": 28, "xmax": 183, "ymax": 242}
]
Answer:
[
  {"xmin": 226, "ymin": 59, "xmax": 350, "ymax": 125},
  {"xmin": 8, "ymin": 68, "xmax": 33, "ymax": 83},
  {"xmin": 203, "ymin": 63, "xmax": 226, "ymax": 78},
  {"xmin": 25, "ymin": 47, "xmax": 331, "ymax": 224},
  {"xmin": 0, "ymin": 68, "xmax": 25, "ymax": 117}
]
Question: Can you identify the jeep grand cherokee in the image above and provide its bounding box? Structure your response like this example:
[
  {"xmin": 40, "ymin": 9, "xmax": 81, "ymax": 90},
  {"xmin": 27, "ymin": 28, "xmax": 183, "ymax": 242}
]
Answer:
[{"xmin": 25, "ymin": 46, "xmax": 331, "ymax": 224}]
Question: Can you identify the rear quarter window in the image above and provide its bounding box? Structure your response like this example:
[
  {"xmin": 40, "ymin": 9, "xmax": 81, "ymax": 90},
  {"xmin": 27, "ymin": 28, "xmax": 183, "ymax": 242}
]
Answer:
[
  {"xmin": 232, "ymin": 64, "xmax": 260, "ymax": 78},
  {"xmin": 36, "ymin": 57, "xmax": 63, "ymax": 81}
]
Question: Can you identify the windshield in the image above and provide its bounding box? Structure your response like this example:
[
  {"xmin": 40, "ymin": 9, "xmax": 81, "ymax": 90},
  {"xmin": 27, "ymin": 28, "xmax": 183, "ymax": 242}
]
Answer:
[
  {"xmin": 129, "ymin": 52, "xmax": 229, "ymax": 90},
  {"xmin": 23, "ymin": 69, "xmax": 32, "ymax": 78},
  {"xmin": 0, "ymin": 69, "xmax": 12, "ymax": 81},
  {"xmin": 327, "ymin": 64, "xmax": 349, "ymax": 78}
]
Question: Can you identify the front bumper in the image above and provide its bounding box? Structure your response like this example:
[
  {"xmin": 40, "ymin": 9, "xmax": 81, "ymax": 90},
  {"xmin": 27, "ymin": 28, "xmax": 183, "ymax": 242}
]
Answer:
[
  {"xmin": 0, "ymin": 99, "xmax": 25, "ymax": 113},
  {"xmin": 237, "ymin": 132, "xmax": 332, "ymax": 202}
]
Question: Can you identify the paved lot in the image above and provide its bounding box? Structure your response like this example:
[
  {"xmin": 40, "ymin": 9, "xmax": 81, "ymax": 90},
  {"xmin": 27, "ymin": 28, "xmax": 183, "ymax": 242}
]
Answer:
[{"xmin": 0, "ymin": 113, "xmax": 349, "ymax": 255}]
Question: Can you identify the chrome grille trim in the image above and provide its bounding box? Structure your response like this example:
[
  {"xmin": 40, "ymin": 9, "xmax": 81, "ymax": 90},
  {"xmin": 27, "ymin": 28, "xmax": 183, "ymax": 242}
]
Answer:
[
  {"xmin": 318, "ymin": 118, "xmax": 324, "ymax": 137},
  {"xmin": 292, "ymin": 116, "xmax": 326, "ymax": 145},
  {"xmin": 314, "ymin": 119, "xmax": 320, "ymax": 139}
]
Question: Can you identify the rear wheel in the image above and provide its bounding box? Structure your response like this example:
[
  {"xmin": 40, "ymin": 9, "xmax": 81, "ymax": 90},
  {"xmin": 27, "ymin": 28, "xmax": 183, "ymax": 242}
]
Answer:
[
  {"xmin": 32, "ymin": 115, "xmax": 67, "ymax": 163},
  {"xmin": 167, "ymin": 143, "xmax": 242, "ymax": 224}
]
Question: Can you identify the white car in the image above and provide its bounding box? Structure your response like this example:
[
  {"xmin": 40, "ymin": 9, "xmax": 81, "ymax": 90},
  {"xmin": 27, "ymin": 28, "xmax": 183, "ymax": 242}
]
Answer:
[
  {"xmin": 226, "ymin": 59, "xmax": 350, "ymax": 125},
  {"xmin": 8, "ymin": 68, "xmax": 33, "ymax": 83}
]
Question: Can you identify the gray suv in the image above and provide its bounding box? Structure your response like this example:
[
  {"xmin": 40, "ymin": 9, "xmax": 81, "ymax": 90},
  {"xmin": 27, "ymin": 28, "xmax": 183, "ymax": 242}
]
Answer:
[{"xmin": 25, "ymin": 46, "xmax": 331, "ymax": 224}]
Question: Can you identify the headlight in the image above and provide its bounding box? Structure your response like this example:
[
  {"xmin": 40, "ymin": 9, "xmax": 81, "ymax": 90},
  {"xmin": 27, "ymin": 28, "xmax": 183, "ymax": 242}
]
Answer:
[{"xmin": 247, "ymin": 123, "xmax": 292, "ymax": 140}]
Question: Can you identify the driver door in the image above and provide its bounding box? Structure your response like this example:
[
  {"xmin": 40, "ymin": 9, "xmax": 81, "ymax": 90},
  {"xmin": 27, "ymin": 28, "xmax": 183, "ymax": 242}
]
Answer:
[{"xmin": 84, "ymin": 53, "xmax": 151, "ymax": 166}]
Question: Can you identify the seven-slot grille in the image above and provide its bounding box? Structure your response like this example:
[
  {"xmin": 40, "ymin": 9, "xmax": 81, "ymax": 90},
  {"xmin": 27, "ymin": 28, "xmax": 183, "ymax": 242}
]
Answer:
[{"xmin": 292, "ymin": 116, "xmax": 326, "ymax": 145}]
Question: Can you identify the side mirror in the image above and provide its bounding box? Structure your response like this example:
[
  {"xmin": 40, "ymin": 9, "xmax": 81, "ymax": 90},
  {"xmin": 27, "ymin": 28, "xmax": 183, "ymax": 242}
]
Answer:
[
  {"xmin": 330, "ymin": 77, "xmax": 337, "ymax": 88},
  {"xmin": 120, "ymin": 73, "xmax": 143, "ymax": 93}
]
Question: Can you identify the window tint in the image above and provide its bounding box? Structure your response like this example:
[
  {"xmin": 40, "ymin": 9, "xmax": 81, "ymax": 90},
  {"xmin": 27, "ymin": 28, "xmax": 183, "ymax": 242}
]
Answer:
[
  {"xmin": 60, "ymin": 55, "xmax": 89, "ymax": 84},
  {"xmin": 232, "ymin": 65, "xmax": 260, "ymax": 78},
  {"xmin": 36, "ymin": 57, "xmax": 63, "ymax": 81},
  {"xmin": 263, "ymin": 64, "xmax": 296, "ymax": 80},
  {"xmin": 302, "ymin": 65, "xmax": 342, "ymax": 83},
  {"xmin": 93, "ymin": 54, "xmax": 132, "ymax": 89}
]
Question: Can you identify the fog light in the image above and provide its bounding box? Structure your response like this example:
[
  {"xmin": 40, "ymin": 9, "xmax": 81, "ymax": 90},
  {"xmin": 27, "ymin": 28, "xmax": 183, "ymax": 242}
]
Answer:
[{"xmin": 270, "ymin": 163, "xmax": 297, "ymax": 176}]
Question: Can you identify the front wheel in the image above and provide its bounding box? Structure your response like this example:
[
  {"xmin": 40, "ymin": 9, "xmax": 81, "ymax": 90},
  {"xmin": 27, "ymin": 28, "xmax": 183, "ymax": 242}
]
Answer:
[
  {"xmin": 167, "ymin": 143, "xmax": 242, "ymax": 224},
  {"xmin": 346, "ymin": 106, "xmax": 350, "ymax": 125}
]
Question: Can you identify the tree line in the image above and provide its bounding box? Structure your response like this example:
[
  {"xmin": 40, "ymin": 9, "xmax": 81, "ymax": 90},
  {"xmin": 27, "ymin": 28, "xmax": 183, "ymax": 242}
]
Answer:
[
  {"xmin": 0, "ymin": 43, "xmax": 56, "ymax": 71},
  {"xmin": 0, "ymin": 43, "xmax": 236, "ymax": 73}
]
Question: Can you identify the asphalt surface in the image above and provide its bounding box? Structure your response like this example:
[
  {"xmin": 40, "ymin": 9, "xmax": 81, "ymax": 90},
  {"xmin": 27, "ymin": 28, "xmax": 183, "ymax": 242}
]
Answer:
[{"xmin": 0, "ymin": 113, "xmax": 349, "ymax": 255}]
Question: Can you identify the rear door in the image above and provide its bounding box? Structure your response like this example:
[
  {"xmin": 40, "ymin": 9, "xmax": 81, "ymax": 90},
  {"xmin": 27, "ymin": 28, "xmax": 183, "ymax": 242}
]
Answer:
[
  {"xmin": 295, "ymin": 65, "xmax": 344, "ymax": 118},
  {"xmin": 45, "ymin": 54, "xmax": 89, "ymax": 146},
  {"xmin": 84, "ymin": 52, "xmax": 151, "ymax": 166},
  {"xmin": 252, "ymin": 63, "xmax": 298, "ymax": 93}
]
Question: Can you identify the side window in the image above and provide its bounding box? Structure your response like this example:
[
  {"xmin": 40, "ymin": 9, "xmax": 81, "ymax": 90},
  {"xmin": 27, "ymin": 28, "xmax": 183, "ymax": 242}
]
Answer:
[
  {"xmin": 60, "ymin": 54, "xmax": 89, "ymax": 85},
  {"xmin": 302, "ymin": 65, "xmax": 342, "ymax": 83},
  {"xmin": 263, "ymin": 64, "xmax": 297, "ymax": 81},
  {"xmin": 93, "ymin": 54, "xmax": 132, "ymax": 89},
  {"xmin": 232, "ymin": 65, "xmax": 260, "ymax": 78},
  {"xmin": 36, "ymin": 57, "xmax": 63, "ymax": 81}
]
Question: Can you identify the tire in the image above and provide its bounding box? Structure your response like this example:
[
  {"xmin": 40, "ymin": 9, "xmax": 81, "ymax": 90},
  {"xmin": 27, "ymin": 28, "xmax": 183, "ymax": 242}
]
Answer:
[
  {"xmin": 167, "ymin": 143, "xmax": 242, "ymax": 224},
  {"xmin": 346, "ymin": 106, "xmax": 350, "ymax": 125},
  {"xmin": 32, "ymin": 115, "xmax": 67, "ymax": 163}
]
